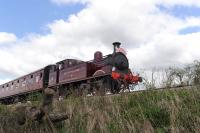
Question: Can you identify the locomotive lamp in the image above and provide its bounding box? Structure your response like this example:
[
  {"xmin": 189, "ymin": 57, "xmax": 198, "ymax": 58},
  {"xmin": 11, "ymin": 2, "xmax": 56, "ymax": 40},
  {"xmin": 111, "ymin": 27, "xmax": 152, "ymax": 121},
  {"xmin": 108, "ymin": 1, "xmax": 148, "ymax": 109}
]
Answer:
[{"xmin": 113, "ymin": 42, "xmax": 121, "ymax": 53}]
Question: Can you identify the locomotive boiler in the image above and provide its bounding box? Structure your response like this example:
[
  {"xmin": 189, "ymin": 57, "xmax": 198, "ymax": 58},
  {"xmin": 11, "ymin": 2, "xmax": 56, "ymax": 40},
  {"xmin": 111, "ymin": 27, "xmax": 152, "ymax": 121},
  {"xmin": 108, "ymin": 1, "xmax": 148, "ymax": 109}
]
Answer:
[{"xmin": 0, "ymin": 42, "xmax": 142, "ymax": 103}]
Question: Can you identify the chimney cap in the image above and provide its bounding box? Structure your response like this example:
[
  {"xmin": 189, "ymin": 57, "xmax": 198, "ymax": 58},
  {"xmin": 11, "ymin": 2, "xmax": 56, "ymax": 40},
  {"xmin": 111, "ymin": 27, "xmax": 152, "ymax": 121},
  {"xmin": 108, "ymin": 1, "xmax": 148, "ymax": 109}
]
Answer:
[{"xmin": 113, "ymin": 42, "xmax": 121, "ymax": 47}]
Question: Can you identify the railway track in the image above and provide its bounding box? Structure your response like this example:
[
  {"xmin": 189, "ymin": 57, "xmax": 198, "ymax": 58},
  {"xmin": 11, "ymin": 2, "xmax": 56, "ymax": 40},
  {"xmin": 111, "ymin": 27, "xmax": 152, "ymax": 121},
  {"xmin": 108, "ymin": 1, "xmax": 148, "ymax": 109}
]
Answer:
[{"xmin": 90, "ymin": 84, "xmax": 199, "ymax": 98}]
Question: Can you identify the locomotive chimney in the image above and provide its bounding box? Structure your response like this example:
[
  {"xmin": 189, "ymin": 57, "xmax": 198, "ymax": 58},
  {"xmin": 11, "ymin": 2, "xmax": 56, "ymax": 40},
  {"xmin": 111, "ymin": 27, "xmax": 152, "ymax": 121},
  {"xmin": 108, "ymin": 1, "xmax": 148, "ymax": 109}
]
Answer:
[{"xmin": 113, "ymin": 42, "xmax": 121, "ymax": 53}]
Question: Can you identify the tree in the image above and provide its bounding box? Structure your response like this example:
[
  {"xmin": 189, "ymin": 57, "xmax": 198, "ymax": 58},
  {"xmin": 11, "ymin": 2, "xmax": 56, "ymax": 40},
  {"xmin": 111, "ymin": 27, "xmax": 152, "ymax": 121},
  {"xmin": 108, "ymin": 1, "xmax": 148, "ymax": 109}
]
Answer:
[
  {"xmin": 193, "ymin": 60, "xmax": 200, "ymax": 85},
  {"xmin": 164, "ymin": 67, "xmax": 186, "ymax": 87}
]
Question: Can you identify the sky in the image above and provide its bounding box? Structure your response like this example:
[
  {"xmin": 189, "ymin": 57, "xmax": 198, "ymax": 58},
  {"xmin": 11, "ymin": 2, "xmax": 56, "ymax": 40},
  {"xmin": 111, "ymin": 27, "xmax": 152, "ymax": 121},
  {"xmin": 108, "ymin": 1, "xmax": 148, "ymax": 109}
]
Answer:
[
  {"xmin": 0, "ymin": 0, "xmax": 84, "ymax": 37},
  {"xmin": 0, "ymin": 0, "xmax": 200, "ymax": 84}
]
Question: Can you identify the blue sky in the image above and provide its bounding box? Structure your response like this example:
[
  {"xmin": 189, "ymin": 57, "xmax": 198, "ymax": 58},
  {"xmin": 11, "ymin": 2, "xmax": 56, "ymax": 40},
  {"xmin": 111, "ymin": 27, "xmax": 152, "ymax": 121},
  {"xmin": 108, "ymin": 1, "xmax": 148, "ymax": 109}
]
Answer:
[
  {"xmin": 158, "ymin": 5, "xmax": 200, "ymax": 19},
  {"xmin": 0, "ymin": 0, "xmax": 84, "ymax": 37},
  {"xmin": 179, "ymin": 26, "xmax": 200, "ymax": 34},
  {"xmin": 158, "ymin": 5, "xmax": 200, "ymax": 34}
]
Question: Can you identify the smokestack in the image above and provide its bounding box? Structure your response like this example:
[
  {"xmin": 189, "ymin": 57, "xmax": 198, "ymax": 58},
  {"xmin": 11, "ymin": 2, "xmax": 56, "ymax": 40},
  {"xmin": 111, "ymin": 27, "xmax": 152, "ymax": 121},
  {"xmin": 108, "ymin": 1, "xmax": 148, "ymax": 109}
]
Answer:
[{"xmin": 113, "ymin": 42, "xmax": 121, "ymax": 53}]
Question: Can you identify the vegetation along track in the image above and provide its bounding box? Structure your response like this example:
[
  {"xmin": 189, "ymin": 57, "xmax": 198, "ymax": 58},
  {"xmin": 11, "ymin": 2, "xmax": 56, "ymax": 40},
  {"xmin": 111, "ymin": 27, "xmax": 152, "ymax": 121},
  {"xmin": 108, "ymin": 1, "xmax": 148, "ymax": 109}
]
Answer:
[{"xmin": 0, "ymin": 85, "xmax": 199, "ymax": 133}]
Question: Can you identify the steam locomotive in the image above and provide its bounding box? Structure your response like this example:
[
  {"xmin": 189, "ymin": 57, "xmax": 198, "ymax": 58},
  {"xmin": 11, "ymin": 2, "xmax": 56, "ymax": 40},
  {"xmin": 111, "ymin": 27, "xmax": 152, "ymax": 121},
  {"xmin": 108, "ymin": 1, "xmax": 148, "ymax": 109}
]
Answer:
[{"xmin": 0, "ymin": 42, "xmax": 142, "ymax": 103}]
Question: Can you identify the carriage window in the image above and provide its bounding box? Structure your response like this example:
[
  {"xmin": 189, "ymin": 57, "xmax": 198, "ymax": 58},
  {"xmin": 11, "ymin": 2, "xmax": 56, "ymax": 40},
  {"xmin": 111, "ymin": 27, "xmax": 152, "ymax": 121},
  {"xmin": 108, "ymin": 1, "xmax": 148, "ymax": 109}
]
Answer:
[
  {"xmin": 53, "ymin": 66, "xmax": 57, "ymax": 72},
  {"xmin": 58, "ymin": 64, "xmax": 63, "ymax": 70},
  {"xmin": 69, "ymin": 61, "xmax": 72, "ymax": 66},
  {"xmin": 40, "ymin": 73, "xmax": 43, "ymax": 78},
  {"xmin": 50, "ymin": 66, "xmax": 56, "ymax": 72}
]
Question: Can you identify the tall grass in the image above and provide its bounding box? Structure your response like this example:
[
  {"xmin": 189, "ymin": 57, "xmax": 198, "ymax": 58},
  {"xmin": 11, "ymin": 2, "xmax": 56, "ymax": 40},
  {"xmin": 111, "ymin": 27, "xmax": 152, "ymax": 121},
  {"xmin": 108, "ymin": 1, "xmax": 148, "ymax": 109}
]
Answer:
[
  {"xmin": 56, "ymin": 87, "xmax": 200, "ymax": 133},
  {"xmin": 0, "ymin": 87, "xmax": 200, "ymax": 133}
]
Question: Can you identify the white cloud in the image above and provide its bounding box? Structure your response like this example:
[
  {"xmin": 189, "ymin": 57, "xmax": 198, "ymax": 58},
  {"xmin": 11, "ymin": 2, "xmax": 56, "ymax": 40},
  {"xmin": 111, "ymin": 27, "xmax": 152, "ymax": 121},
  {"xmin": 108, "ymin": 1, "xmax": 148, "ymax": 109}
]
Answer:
[
  {"xmin": 0, "ymin": 79, "xmax": 10, "ymax": 85},
  {"xmin": 52, "ymin": 0, "xmax": 200, "ymax": 7},
  {"xmin": 1, "ymin": 0, "xmax": 200, "ymax": 82},
  {"xmin": 0, "ymin": 32, "xmax": 17, "ymax": 44}
]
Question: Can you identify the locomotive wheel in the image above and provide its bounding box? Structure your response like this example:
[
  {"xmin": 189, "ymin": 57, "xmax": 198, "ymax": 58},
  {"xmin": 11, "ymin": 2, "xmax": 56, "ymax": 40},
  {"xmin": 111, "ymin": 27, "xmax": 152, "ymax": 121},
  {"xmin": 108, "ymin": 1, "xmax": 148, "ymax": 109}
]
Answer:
[
  {"xmin": 94, "ymin": 77, "xmax": 111, "ymax": 96},
  {"xmin": 98, "ymin": 81, "xmax": 106, "ymax": 96},
  {"xmin": 111, "ymin": 80, "xmax": 121, "ymax": 94},
  {"xmin": 80, "ymin": 84, "xmax": 91, "ymax": 96},
  {"xmin": 94, "ymin": 82, "xmax": 105, "ymax": 96},
  {"xmin": 58, "ymin": 86, "xmax": 69, "ymax": 98},
  {"xmin": 67, "ymin": 84, "xmax": 77, "ymax": 97},
  {"xmin": 72, "ymin": 86, "xmax": 79, "ymax": 97}
]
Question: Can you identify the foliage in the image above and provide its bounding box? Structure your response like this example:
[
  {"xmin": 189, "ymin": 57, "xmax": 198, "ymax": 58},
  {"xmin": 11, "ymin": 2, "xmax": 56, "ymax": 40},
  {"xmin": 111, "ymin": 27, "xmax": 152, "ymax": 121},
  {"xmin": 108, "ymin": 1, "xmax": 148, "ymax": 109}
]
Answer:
[{"xmin": 159, "ymin": 60, "xmax": 200, "ymax": 87}]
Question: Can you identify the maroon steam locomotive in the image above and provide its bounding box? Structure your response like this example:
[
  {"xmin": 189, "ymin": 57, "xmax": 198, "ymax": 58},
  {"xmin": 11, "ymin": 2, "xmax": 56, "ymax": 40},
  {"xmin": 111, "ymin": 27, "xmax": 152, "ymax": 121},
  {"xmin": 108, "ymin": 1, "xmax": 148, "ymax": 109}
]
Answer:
[{"xmin": 0, "ymin": 42, "xmax": 142, "ymax": 103}]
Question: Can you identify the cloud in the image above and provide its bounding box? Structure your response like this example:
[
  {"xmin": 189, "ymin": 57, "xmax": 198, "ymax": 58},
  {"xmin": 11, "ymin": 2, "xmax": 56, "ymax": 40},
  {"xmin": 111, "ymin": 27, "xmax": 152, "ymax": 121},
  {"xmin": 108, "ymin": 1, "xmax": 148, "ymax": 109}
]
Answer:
[
  {"xmin": 0, "ymin": 32, "xmax": 17, "ymax": 44},
  {"xmin": 1, "ymin": 0, "xmax": 200, "ymax": 82},
  {"xmin": 0, "ymin": 79, "xmax": 10, "ymax": 85},
  {"xmin": 52, "ymin": 0, "xmax": 200, "ymax": 7}
]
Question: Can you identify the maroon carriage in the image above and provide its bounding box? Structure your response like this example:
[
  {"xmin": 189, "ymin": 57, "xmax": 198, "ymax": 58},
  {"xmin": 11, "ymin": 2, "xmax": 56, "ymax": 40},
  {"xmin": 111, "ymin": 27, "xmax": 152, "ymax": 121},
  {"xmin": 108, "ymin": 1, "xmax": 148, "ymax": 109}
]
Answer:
[{"xmin": 0, "ymin": 65, "xmax": 54, "ymax": 102}]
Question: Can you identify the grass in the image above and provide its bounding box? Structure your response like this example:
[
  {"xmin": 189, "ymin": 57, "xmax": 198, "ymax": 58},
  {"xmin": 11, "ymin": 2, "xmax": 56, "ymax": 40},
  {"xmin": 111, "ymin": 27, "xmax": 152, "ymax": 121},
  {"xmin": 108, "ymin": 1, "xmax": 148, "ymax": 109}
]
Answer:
[{"xmin": 0, "ymin": 86, "xmax": 200, "ymax": 133}]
